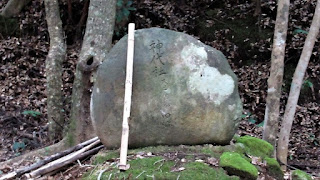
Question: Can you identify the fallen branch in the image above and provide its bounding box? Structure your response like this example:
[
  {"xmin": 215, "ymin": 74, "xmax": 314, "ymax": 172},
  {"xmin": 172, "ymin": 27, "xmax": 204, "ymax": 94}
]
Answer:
[
  {"xmin": 0, "ymin": 137, "xmax": 100, "ymax": 179},
  {"xmin": 24, "ymin": 139, "xmax": 101, "ymax": 178},
  {"xmin": 0, "ymin": 138, "xmax": 67, "ymax": 170}
]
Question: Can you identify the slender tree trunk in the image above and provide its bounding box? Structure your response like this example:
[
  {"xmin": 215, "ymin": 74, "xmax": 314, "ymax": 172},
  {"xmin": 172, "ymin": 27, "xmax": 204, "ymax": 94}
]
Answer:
[
  {"xmin": 1, "ymin": 0, "xmax": 31, "ymax": 17},
  {"xmin": 75, "ymin": 0, "xmax": 90, "ymax": 41},
  {"xmin": 67, "ymin": 0, "xmax": 73, "ymax": 23},
  {"xmin": 68, "ymin": 0, "xmax": 117, "ymax": 145},
  {"xmin": 277, "ymin": 0, "xmax": 320, "ymax": 168},
  {"xmin": 262, "ymin": 0, "xmax": 290, "ymax": 149},
  {"xmin": 254, "ymin": 0, "xmax": 261, "ymax": 16},
  {"xmin": 44, "ymin": 0, "xmax": 66, "ymax": 141}
]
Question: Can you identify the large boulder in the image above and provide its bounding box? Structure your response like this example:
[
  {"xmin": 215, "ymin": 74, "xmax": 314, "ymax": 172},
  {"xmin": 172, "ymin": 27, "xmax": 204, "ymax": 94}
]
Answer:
[{"xmin": 91, "ymin": 28, "xmax": 242, "ymax": 149}]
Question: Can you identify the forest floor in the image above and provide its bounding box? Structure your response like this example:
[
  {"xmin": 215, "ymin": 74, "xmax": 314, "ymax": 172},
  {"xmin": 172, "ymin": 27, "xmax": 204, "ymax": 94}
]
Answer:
[{"xmin": 0, "ymin": 0, "xmax": 319, "ymax": 178}]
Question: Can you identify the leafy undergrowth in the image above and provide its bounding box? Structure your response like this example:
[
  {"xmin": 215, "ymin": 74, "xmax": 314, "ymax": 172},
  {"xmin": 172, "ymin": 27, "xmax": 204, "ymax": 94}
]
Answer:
[{"xmin": 0, "ymin": 0, "xmax": 319, "ymax": 178}]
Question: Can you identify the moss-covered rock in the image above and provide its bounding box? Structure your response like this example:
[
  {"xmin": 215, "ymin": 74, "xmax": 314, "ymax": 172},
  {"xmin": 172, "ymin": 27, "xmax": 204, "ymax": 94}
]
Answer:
[
  {"xmin": 219, "ymin": 152, "xmax": 258, "ymax": 180},
  {"xmin": 291, "ymin": 170, "xmax": 312, "ymax": 180},
  {"xmin": 179, "ymin": 162, "xmax": 239, "ymax": 180},
  {"xmin": 235, "ymin": 135, "xmax": 273, "ymax": 158},
  {"xmin": 264, "ymin": 157, "xmax": 284, "ymax": 180}
]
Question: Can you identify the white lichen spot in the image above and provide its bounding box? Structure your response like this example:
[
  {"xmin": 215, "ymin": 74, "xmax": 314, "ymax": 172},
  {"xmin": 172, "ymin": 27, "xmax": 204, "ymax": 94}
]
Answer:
[
  {"xmin": 181, "ymin": 44, "xmax": 234, "ymax": 105},
  {"xmin": 96, "ymin": 88, "xmax": 100, "ymax": 94},
  {"xmin": 94, "ymin": 11, "xmax": 100, "ymax": 16},
  {"xmin": 90, "ymin": 94, "xmax": 94, "ymax": 122},
  {"xmin": 274, "ymin": 32, "xmax": 285, "ymax": 46},
  {"xmin": 228, "ymin": 104, "xmax": 235, "ymax": 111},
  {"xmin": 181, "ymin": 43, "xmax": 207, "ymax": 68},
  {"xmin": 160, "ymin": 109, "xmax": 167, "ymax": 116},
  {"xmin": 267, "ymin": 87, "xmax": 276, "ymax": 93}
]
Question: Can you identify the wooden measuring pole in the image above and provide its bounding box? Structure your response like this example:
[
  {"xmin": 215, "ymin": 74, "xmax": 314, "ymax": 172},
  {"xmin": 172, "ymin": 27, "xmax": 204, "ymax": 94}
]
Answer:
[{"xmin": 118, "ymin": 23, "xmax": 135, "ymax": 170}]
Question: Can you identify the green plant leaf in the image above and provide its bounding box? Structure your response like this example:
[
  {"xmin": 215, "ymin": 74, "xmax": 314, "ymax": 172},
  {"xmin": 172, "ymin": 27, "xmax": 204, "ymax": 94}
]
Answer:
[
  {"xmin": 123, "ymin": 9, "xmax": 130, "ymax": 17},
  {"xmin": 117, "ymin": 0, "xmax": 123, "ymax": 7},
  {"xmin": 293, "ymin": 29, "xmax": 309, "ymax": 35},
  {"xmin": 127, "ymin": 0, "xmax": 133, "ymax": 6},
  {"xmin": 128, "ymin": 7, "xmax": 136, "ymax": 11},
  {"xmin": 257, "ymin": 121, "xmax": 264, "ymax": 127},
  {"xmin": 303, "ymin": 80, "xmax": 313, "ymax": 88},
  {"xmin": 241, "ymin": 114, "xmax": 247, "ymax": 119},
  {"xmin": 12, "ymin": 142, "xmax": 26, "ymax": 152},
  {"xmin": 22, "ymin": 110, "xmax": 41, "ymax": 117},
  {"xmin": 241, "ymin": 112, "xmax": 251, "ymax": 119},
  {"xmin": 248, "ymin": 118, "xmax": 256, "ymax": 124}
]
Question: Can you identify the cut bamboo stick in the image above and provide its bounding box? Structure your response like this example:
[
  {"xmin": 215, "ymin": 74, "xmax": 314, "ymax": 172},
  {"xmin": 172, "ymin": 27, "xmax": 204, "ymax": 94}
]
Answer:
[
  {"xmin": 24, "ymin": 139, "xmax": 101, "ymax": 178},
  {"xmin": 118, "ymin": 23, "xmax": 135, "ymax": 171},
  {"xmin": 0, "ymin": 137, "xmax": 99, "ymax": 180}
]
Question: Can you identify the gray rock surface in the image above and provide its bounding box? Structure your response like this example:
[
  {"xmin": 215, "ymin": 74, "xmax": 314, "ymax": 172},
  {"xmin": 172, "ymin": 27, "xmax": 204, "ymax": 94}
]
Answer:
[{"xmin": 91, "ymin": 28, "xmax": 242, "ymax": 149}]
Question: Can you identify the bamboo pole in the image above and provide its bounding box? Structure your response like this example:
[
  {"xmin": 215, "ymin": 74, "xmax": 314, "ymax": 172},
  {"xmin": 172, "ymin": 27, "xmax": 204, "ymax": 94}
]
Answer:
[{"xmin": 118, "ymin": 23, "xmax": 135, "ymax": 171}]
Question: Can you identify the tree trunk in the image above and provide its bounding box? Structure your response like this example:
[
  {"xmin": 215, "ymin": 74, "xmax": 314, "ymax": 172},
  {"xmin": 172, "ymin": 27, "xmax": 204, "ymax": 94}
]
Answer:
[
  {"xmin": 75, "ymin": 0, "xmax": 90, "ymax": 41},
  {"xmin": 68, "ymin": 0, "xmax": 117, "ymax": 145},
  {"xmin": 277, "ymin": 0, "xmax": 320, "ymax": 169},
  {"xmin": 262, "ymin": 0, "xmax": 290, "ymax": 149},
  {"xmin": 254, "ymin": 0, "xmax": 261, "ymax": 16},
  {"xmin": 1, "ymin": 0, "xmax": 31, "ymax": 17},
  {"xmin": 44, "ymin": 0, "xmax": 66, "ymax": 141}
]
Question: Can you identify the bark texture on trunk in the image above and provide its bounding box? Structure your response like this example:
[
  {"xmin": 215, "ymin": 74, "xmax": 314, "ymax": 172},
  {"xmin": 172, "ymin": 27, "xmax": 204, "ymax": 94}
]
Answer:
[
  {"xmin": 1, "ymin": 0, "xmax": 31, "ymax": 17},
  {"xmin": 262, "ymin": 0, "xmax": 290, "ymax": 149},
  {"xmin": 69, "ymin": 0, "xmax": 117, "ymax": 145},
  {"xmin": 277, "ymin": 0, "xmax": 320, "ymax": 168},
  {"xmin": 44, "ymin": 0, "xmax": 66, "ymax": 141},
  {"xmin": 254, "ymin": 0, "xmax": 261, "ymax": 16}
]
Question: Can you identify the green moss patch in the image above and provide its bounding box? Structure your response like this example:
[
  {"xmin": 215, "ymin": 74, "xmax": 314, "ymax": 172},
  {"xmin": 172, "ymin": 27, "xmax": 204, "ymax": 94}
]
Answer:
[
  {"xmin": 180, "ymin": 162, "xmax": 239, "ymax": 180},
  {"xmin": 83, "ymin": 157, "xmax": 238, "ymax": 180},
  {"xmin": 235, "ymin": 135, "xmax": 273, "ymax": 158},
  {"xmin": 219, "ymin": 152, "xmax": 258, "ymax": 180},
  {"xmin": 93, "ymin": 151, "xmax": 119, "ymax": 165},
  {"xmin": 291, "ymin": 170, "xmax": 312, "ymax": 180},
  {"xmin": 200, "ymin": 147, "xmax": 221, "ymax": 158},
  {"xmin": 264, "ymin": 157, "xmax": 284, "ymax": 180}
]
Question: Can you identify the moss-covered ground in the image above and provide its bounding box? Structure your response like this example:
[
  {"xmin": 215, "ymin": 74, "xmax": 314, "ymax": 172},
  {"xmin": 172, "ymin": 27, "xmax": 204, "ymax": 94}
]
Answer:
[
  {"xmin": 83, "ymin": 156, "xmax": 238, "ymax": 180},
  {"xmin": 80, "ymin": 136, "xmax": 305, "ymax": 180}
]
